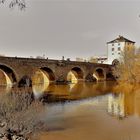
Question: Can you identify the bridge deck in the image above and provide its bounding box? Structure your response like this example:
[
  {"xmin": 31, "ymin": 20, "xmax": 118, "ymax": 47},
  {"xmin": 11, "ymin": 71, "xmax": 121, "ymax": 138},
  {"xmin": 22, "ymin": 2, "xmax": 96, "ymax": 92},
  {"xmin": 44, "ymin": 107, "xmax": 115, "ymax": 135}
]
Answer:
[{"xmin": 0, "ymin": 56, "xmax": 111, "ymax": 67}]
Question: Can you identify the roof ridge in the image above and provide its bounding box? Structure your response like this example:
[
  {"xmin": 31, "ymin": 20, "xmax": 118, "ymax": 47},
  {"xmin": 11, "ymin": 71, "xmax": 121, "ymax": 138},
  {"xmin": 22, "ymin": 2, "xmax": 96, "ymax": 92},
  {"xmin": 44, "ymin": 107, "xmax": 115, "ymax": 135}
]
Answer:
[{"xmin": 107, "ymin": 35, "xmax": 135, "ymax": 44}]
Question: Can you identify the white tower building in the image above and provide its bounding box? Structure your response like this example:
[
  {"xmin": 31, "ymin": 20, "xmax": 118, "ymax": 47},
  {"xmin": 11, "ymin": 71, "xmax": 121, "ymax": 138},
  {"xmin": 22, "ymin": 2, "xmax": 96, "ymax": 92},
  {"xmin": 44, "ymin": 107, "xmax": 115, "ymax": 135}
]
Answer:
[{"xmin": 107, "ymin": 35, "xmax": 135, "ymax": 65}]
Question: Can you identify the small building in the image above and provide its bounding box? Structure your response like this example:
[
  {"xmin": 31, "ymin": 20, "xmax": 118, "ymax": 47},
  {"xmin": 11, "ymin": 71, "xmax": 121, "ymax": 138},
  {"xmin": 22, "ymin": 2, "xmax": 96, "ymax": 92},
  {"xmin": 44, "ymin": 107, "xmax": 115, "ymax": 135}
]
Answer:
[
  {"xmin": 97, "ymin": 57, "xmax": 107, "ymax": 64},
  {"xmin": 76, "ymin": 57, "xmax": 85, "ymax": 62},
  {"xmin": 107, "ymin": 35, "xmax": 135, "ymax": 65},
  {"xmin": 88, "ymin": 56, "xmax": 107, "ymax": 63}
]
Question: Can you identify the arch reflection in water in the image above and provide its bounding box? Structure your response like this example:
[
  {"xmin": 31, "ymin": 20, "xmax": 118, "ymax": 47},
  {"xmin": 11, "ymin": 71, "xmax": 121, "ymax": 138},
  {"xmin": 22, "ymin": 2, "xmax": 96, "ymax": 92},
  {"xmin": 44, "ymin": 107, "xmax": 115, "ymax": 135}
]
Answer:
[
  {"xmin": 33, "ymin": 82, "xmax": 50, "ymax": 98},
  {"xmin": 67, "ymin": 82, "xmax": 112, "ymax": 100},
  {"xmin": 32, "ymin": 81, "xmax": 115, "ymax": 101},
  {"xmin": 69, "ymin": 82, "xmax": 77, "ymax": 91},
  {"xmin": 69, "ymin": 82, "xmax": 84, "ymax": 94},
  {"xmin": 32, "ymin": 69, "xmax": 51, "ymax": 98}
]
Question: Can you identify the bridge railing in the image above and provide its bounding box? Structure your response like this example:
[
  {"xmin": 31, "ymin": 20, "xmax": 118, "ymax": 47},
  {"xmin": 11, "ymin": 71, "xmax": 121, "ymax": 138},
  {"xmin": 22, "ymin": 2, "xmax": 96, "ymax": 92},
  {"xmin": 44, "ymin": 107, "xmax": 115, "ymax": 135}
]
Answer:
[{"xmin": 0, "ymin": 56, "xmax": 112, "ymax": 67}]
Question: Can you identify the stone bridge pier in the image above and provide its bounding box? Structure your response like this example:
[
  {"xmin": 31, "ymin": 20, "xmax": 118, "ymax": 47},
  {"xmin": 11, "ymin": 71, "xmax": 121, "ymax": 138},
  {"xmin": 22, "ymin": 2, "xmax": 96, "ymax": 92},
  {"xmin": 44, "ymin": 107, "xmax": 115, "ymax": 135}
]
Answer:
[{"xmin": 0, "ymin": 57, "xmax": 114, "ymax": 87}]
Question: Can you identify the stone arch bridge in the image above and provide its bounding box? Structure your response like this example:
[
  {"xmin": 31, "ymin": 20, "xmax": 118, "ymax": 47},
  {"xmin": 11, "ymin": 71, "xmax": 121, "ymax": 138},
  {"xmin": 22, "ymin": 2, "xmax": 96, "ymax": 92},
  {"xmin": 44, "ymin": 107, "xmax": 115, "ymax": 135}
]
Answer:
[{"xmin": 0, "ymin": 56, "xmax": 114, "ymax": 86}]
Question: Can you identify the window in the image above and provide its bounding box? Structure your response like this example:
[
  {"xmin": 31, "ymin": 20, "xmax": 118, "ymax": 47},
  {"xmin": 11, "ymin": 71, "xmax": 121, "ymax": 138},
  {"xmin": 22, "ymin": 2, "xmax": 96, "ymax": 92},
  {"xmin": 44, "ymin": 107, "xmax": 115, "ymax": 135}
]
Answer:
[
  {"xmin": 118, "ymin": 43, "xmax": 120, "ymax": 46},
  {"xmin": 118, "ymin": 47, "xmax": 121, "ymax": 51},
  {"xmin": 118, "ymin": 52, "xmax": 121, "ymax": 55},
  {"xmin": 112, "ymin": 48, "xmax": 114, "ymax": 51},
  {"xmin": 112, "ymin": 43, "xmax": 114, "ymax": 46},
  {"xmin": 112, "ymin": 53, "xmax": 114, "ymax": 55}
]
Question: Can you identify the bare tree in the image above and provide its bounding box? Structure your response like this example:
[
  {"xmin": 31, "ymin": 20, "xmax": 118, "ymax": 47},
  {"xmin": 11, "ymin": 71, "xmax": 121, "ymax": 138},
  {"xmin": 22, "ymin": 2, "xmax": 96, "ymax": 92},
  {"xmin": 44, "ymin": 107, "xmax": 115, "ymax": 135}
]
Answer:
[
  {"xmin": 0, "ymin": 0, "xmax": 26, "ymax": 10},
  {"xmin": 0, "ymin": 90, "xmax": 45, "ymax": 139},
  {"xmin": 113, "ymin": 46, "xmax": 140, "ymax": 84}
]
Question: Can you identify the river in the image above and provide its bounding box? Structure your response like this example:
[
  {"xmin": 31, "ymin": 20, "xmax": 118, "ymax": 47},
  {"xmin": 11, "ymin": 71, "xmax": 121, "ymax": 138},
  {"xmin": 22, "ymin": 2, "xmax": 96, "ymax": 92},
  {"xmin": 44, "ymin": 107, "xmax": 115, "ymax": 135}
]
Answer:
[
  {"xmin": 1, "ymin": 81, "xmax": 140, "ymax": 140},
  {"xmin": 36, "ymin": 82, "xmax": 140, "ymax": 140}
]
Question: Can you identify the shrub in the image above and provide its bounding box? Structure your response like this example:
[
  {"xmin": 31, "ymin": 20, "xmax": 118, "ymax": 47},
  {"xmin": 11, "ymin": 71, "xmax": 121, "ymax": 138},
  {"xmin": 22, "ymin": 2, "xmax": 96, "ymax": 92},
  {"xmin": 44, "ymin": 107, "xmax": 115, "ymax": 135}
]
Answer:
[
  {"xmin": 113, "ymin": 47, "xmax": 140, "ymax": 84},
  {"xmin": 0, "ymin": 90, "xmax": 45, "ymax": 138}
]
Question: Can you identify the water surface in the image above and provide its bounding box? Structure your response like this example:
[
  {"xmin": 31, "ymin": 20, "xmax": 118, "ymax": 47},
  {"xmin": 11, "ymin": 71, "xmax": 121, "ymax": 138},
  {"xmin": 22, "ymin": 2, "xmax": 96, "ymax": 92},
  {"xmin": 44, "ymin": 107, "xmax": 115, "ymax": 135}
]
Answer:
[
  {"xmin": 1, "ymin": 82, "xmax": 140, "ymax": 140},
  {"xmin": 35, "ymin": 82, "xmax": 140, "ymax": 140}
]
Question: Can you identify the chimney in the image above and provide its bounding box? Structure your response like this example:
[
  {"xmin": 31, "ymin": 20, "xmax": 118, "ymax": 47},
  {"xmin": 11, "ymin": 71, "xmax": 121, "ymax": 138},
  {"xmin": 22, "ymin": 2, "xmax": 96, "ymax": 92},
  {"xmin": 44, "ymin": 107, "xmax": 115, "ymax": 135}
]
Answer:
[{"xmin": 119, "ymin": 35, "xmax": 122, "ymax": 38}]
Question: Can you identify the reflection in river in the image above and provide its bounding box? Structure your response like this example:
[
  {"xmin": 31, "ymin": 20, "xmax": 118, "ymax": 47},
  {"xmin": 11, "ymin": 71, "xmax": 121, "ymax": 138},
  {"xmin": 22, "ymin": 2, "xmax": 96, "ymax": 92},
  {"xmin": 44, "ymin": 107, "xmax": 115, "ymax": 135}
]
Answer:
[
  {"xmin": 32, "ymin": 81, "xmax": 115, "ymax": 100},
  {"xmin": 39, "ymin": 87, "xmax": 140, "ymax": 140},
  {"xmin": 1, "ymin": 82, "xmax": 140, "ymax": 140},
  {"xmin": 35, "ymin": 82, "xmax": 140, "ymax": 140},
  {"xmin": 108, "ymin": 87, "xmax": 140, "ymax": 118},
  {"xmin": 33, "ymin": 82, "xmax": 140, "ymax": 119},
  {"xmin": 108, "ymin": 93, "xmax": 125, "ymax": 117},
  {"xmin": 1, "ymin": 81, "xmax": 140, "ymax": 118},
  {"xmin": 33, "ymin": 82, "xmax": 50, "ymax": 98}
]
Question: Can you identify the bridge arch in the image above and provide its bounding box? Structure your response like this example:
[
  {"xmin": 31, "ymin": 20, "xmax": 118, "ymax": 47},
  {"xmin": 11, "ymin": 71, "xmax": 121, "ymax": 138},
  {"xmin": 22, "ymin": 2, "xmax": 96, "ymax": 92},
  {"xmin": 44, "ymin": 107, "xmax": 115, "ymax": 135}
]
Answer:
[
  {"xmin": 67, "ymin": 67, "xmax": 84, "ymax": 83},
  {"xmin": 40, "ymin": 67, "xmax": 55, "ymax": 81},
  {"xmin": 32, "ymin": 67, "xmax": 55, "ymax": 85},
  {"xmin": 0, "ymin": 64, "xmax": 17, "ymax": 86},
  {"xmin": 112, "ymin": 59, "xmax": 119, "ymax": 66},
  {"xmin": 93, "ymin": 67, "xmax": 106, "ymax": 81}
]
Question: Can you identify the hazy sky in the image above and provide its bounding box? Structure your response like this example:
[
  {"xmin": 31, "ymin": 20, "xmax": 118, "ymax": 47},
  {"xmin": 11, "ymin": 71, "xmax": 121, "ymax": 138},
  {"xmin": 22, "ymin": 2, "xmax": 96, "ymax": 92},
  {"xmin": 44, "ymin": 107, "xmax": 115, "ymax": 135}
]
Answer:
[{"xmin": 0, "ymin": 0, "xmax": 140, "ymax": 60}]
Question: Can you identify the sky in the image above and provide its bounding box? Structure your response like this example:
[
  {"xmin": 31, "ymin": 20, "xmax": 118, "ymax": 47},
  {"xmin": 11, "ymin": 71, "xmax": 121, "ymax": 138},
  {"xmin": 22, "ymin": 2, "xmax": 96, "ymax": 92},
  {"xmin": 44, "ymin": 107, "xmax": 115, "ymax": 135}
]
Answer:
[{"xmin": 0, "ymin": 0, "xmax": 140, "ymax": 60}]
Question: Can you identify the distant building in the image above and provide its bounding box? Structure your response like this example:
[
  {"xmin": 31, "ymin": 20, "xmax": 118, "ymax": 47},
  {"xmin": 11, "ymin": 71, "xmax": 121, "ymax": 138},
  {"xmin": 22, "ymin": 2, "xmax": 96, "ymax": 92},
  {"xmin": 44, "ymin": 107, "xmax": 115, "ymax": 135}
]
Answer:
[
  {"xmin": 36, "ymin": 56, "xmax": 45, "ymax": 59},
  {"xmin": 97, "ymin": 57, "xmax": 107, "ymax": 64},
  {"xmin": 75, "ymin": 35, "xmax": 135, "ymax": 64},
  {"xmin": 88, "ymin": 56, "xmax": 107, "ymax": 64},
  {"xmin": 88, "ymin": 57, "xmax": 98, "ymax": 63},
  {"xmin": 107, "ymin": 35, "xmax": 135, "ymax": 65},
  {"xmin": 76, "ymin": 57, "xmax": 84, "ymax": 62}
]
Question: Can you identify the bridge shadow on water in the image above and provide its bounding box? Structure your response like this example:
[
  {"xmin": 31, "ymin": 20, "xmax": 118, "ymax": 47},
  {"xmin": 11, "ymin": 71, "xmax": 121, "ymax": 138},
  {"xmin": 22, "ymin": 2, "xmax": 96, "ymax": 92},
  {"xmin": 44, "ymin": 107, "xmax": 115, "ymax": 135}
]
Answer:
[
  {"xmin": 31, "ymin": 81, "xmax": 116, "ymax": 102},
  {"xmin": 0, "ymin": 81, "xmax": 116, "ymax": 103}
]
